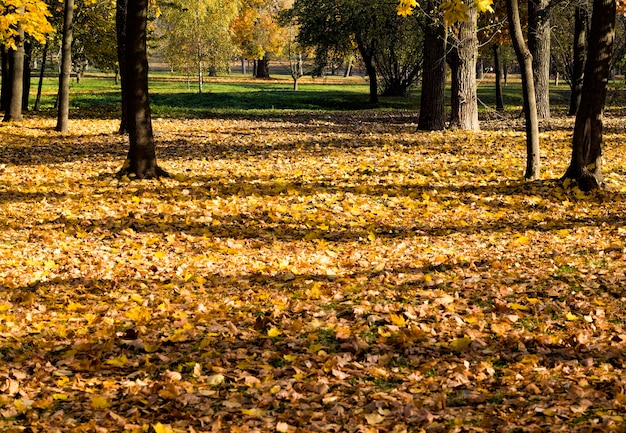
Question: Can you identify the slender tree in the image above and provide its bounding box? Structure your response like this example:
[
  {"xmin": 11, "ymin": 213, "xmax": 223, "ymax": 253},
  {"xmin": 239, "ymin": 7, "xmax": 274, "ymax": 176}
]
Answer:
[
  {"xmin": 3, "ymin": 7, "xmax": 25, "ymax": 123},
  {"xmin": 492, "ymin": 44, "xmax": 504, "ymax": 111},
  {"xmin": 117, "ymin": 0, "xmax": 167, "ymax": 179},
  {"xmin": 507, "ymin": 0, "xmax": 540, "ymax": 179},
  {"xmin": 562, "ymin": 0, "xmax": 615, "ymax": 191},
  {"xmin": 116, "ymin": 0, "xmax": 128, "ymax": 134},
  {"xmin": 34, "ymin": 40, "xmax": 48, "ymax": 111},
  {"xmin": 56, "ymin": 0, "xmax": 75, "ymax": 132}
]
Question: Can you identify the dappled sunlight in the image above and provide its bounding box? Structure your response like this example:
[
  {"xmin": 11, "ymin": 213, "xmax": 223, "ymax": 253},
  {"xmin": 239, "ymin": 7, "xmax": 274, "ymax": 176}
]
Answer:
[{"xmin": 1, "ymin": 115, "xmax": 626, "ymax": 431}]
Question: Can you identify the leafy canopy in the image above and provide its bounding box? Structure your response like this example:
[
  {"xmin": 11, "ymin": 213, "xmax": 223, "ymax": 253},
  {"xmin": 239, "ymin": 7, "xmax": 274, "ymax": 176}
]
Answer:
[
  {"xmin": 398, "ymin": 0, "xmax": 493, "ymax": 24},
  {"xmin": 0, "ymin": 0, "xmax": 53, "ymax": 48}
]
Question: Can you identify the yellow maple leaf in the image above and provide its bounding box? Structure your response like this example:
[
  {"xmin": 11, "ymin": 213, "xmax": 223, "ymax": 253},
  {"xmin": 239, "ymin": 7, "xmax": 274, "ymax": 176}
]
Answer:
[
  {"xmin": 475, "ymin": 0, "xmax": 494, "ymax": 13},
  {"xmin": 397, "ymin": 0, "xmax": 418, "ymax": 16},
  {"xmin": 125, "ymin": 305, "xmax": 151, "ymax": 322},
  {"xmin": 90, "ymin": 395, "xmax": 110, "ymax": 409},
  {"xmin": 566, "ymin": 312, "xmax": 580, "ymax": 321},
  {"xmin": 152, "ymin": 423, "xmax": 175, "ymax": 433},
  {"xmin": 105, "ymin": 354, "xmax": 129, "ymax": 367},
  {"xmin": 267, "ymin": 327, "xmax": 281, "ymax": 338},
  {"xmin": 510, "ymin": 303, "xmax": 530, "ymax": 311},
  {"xmin": 241, "ymin": 408, "xmax": 265, "ymax": 417},
  {"xmin": 389, "ymin": 313, "xmax": 406, "ymax": 327}
]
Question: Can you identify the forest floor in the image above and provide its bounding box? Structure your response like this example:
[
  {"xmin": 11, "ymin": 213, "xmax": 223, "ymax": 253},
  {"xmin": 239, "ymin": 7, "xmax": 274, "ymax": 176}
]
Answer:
[{"xmin": 1, "ymin": 112, "xmax": 626, "ymax": 432}]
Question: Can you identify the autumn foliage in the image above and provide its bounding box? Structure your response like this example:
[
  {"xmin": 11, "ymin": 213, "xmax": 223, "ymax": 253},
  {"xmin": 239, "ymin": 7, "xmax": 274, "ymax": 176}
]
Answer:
[{"xmin": 1, "ymin": 112, "xmax": 626, "ymax": 432}]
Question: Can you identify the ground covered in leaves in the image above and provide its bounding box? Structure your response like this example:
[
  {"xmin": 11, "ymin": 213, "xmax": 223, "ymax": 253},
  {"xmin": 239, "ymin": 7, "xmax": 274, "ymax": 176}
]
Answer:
[{"xmin": 1, "ymin": 113, "xmax": 626, "ymax": 433}]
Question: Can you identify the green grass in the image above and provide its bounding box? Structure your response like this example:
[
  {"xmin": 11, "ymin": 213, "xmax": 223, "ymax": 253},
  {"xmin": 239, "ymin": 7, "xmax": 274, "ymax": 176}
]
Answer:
[{"xmin": 24, "ymin": 70, "xmax": 593, "ymax": 119}]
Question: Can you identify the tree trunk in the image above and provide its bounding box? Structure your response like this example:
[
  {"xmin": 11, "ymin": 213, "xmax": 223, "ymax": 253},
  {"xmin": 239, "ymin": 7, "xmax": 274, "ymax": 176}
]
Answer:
[
  {"xmin": 344, "ymin": 58, "xmax": 353, "ymax": 77},
  {"xmin": 355, "ymin": 34, "xmax": 378, "ymax": 104},
  {"xmin": 563, "ymin": 0, "xmax": 615, "ymax": 191},
  {"xmin": 56, "ymin": 0, "xmax": 75, "ymax": 133},
  {"xmin": 3, "ymin": 19, "xmax": 25, "ymax": 123},
  {"xmin": 507, "ymin": 0, "xmax": 541, "ymax": 179},
  {"xmin": 528, "ymin": 0, "xmax": 551, "ymax": 119},
  {"xmin": 493, "ymin": 44, "xmax": 504, "ymax": 111},
  {"xmin": 117, "ymin": 0, "xmax": 167, "ymax": 179},
  {"xmin": 418, "ymin": 12, "xmax": 446, "ymax": 131},
  {"xmin": 1, "ymin": 46, "xmax": 12, "ymax": 112},
  {"xmin": 116, "ymin": 0, "xmax": 129, "ymax": 134},
  {"xmin": 568, "ymin": 4, "xmax": 587, "ymax": 116},
  {"xmin": 241, "ymin": 57, "xmax": 246, "ymax": 75},
  {"xmin": 450, "ymin": 4, "xmax": 479, "ymax": 131},
  {"xmin": 255, "ymin": 54, "xmax": 270, "ymax": 78},
  {"xmin": 34, "ymin": 40, "xmax": 49, "ymax": 111},
  {"xmin": 448, "ymin": 49, "xmax": 460, "ymax": 127},
  {"xmin": 22, "ymin": 41, "xmax": 32, "ymax": 111},
  {"xmin": 363, "ymin": 55, "xmax": 378, "ymax": 104}
]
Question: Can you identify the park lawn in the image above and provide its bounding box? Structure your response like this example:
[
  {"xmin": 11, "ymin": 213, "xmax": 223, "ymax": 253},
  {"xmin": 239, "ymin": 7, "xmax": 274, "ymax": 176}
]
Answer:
[{"xmin": 1, "ymin": 79, "xmax": 626, "ymax": 432}]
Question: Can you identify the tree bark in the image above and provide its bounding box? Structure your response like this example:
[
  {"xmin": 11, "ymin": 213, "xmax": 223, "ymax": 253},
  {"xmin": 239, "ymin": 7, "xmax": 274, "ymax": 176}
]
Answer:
[
  {"xmin": 3, "ymin": 21, "xmax": 25, "ymax": 123},
  {"xmin": 116, "ymin": 0, "xmax": 129, "ymax": 134},
  {"xmin": 528, "ymin": 0, "xmax": 551, "ymax": 119},
  {"xmin": 450, "ymin": 4, "xmax": 479, "ymax": 131},
  {"xmin": 22, "ymin": 40, "xmax": 32, "ymax": 111},
  {"xmin": 448, "ymin": 48, "xmax": 460, "ymax": 127},
  {"xmin": 493, "ymin": 44, "xmax": 504, "ymax": 111},
  {"xmin": 56, "ymin": 0, "xmax": 75, "ymax": 133},
  {"xmin": 418, "ymin": 12, "xmax": 446, "ymax": 131},
  {"xmin": 363, "ymin": 55, "xmax": 378, "ymax": 104},
  {"xmin": 117, "ymin": 0, "xmax": 167, "ymax": 179},
  {"xmin": 34, "ymin": 40, "xmax": 49, "ymax": 111},
  {"xmin": 507, "ymin": 0, "xmax": 541, "ymax": 179},
  {"xmin": 568, "ymin": 4, "xmax": 587, "ymax": 116},
  {"xmin": 255, "ymin": 54, "xmax": 270, "ymax": 78},
  {"xmin": 1, "ymin": 46, "xmax": 12, "ymax": 112},
  {"xmin": 563, "ymin": 0, "xmax": 615, "ymax": 191}
]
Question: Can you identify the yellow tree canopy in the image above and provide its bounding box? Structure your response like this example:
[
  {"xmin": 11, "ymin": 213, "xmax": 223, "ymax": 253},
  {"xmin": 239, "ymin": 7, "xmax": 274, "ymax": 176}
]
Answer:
[
  {"xmin": 398, "ymin": 0, "xmax": 493, "ymax": 24},
  {"xmin": 0, "ymin": 0, "xmax": 53, "ymax": 48},
  {"xmin": 231, "ymin": 0, "xmax": 289, "ymax": 60}
]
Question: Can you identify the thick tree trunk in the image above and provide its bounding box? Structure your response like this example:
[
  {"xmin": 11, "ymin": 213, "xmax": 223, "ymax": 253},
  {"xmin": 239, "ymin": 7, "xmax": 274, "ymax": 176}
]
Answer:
[
  {"xmin": 493, "ymin": 44, "xmax": 504, "ymax": 111},
  {"xmin": 1, "ymin": 46, "xmax": 12, "ymax": 112},
  {"xmin": 563, "ymin": 0, "xmax": 615, "ymax": 191},
  {"xmin": 355, "ymin": 34, "xmax": 378, "ymax": 104},
  {"xmin": 448, "ymin": 49, "xmax": 460, "ymax": 127},
  {"xmin": 22, "ymin": 41, "xmax": 32, "ymax": 111},
  {"xmin": 568, "ymin": 5, "xmax": 587, "ymax": 116},
  {"xmin": 528, "ymin": 0, "xmax": 551, "ymax": 119},
  {"xmin": 56, "ymin": 0, "xmax": 75, "ymax": 133},
  {"xmin": 117, "ymin": 0, "xmax": 167, "ymax": 179},
  {"xmin": 507, "ymin": 0, "xmax": 541, "ymax": 179},
  {"xmin": 3, "ymin": 25, "xmax": 25, "ymax": 122},
  {"xmin": 450, "ymin": 5, "xmax": 479, "ymax": 131},
  {"xmin": 363, "ymin": 56, "xmax": 378, "ymax": 104},
  {"xmin": 116, "ymin": 0, "xmax": 129, "ymax": 134},
  {"xmin": 255, "ymin": 55, "xmax": 270, "ymax": 78},
  {"xmin": 34, "ymin": 41, "xmax": 48, "ymax": 111},
  {"xmin": 418, "ymin": 13, "xmax": 446, "ymax": 131}
]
